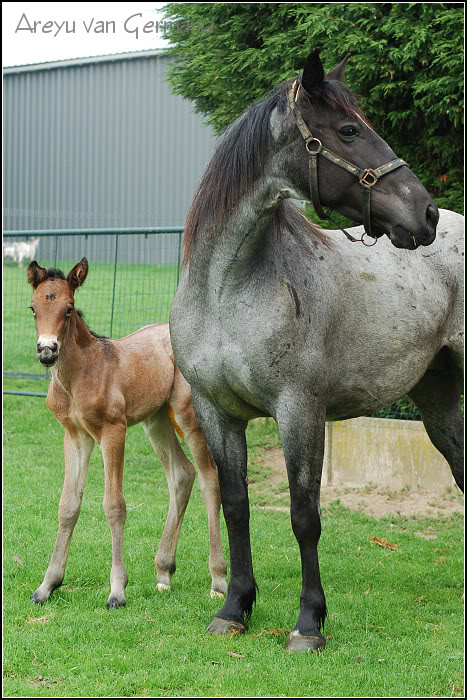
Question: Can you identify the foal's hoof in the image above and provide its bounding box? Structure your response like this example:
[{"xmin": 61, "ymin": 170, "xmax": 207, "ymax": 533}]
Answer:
[
  {"xmin": 106, "ymin": 596, "xmax": 126, "ymax": 610},
  {"xmin": 286, "ymin": 630, "xmax": 326, "ymax": 653},
  {"xmin": 210, "ymin": 589, "xmax": 225, "ymax": 600},
  {"xmin": 207, "ymin": 617, "xmax": 247, "ymax": 636}
]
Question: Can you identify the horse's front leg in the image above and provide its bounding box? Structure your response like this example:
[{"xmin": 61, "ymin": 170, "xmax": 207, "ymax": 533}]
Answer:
[
  {"xmin": 31, "ymin": 429, "xmax": 94, "ymax": 603},
  {"xmin": 276, "ymin": 394, "xmax": 327, "ymax": 652},
  {"xmin": 192, "ymin": 394, "xmax": 254, "ymax": 635},
  {"xmin": 100, "ymin": 422, "xmax": 128, "ymax": 609}
]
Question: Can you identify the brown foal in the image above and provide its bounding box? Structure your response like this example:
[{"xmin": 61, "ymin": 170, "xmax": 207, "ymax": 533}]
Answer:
[{"xmin": 27, "ymin": 257, "xmax": 227, "ymax": 608}]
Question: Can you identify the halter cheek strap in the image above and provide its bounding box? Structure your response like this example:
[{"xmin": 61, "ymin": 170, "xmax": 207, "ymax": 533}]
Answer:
[{"xmin": 288, "ymin": 81, "xmax": 407, "ymax": 245}]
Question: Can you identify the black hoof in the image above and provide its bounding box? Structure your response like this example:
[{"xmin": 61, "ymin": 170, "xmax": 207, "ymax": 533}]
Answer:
[
  {"xmin": 207, "ymin": 617, "xmax": 247, "ymax": 635},
  {"xmin": 285, "ymin": 631, "xmax": 326, "ymax": 653},
  {"xmin": 30, "ymin": 592, "xmax": 47, "ymax": 605},
  {"xmin": 106, "ymin": 597, "xmax": 126, "ymax": 610}
]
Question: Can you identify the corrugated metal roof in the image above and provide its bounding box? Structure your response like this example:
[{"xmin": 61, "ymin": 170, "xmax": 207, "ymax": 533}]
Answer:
[{"xmin": 4, "ymin": 49, "xmax": 169, "ymax": 73}]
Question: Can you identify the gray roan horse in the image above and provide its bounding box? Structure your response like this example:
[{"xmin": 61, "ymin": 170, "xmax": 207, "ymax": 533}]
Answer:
[{"xmin": 169, "ymin": 49, "xmax": 464, "ymax": 652}]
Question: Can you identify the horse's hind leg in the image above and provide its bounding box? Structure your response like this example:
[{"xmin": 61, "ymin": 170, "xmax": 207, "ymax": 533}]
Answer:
[
  {"xmin": 408, "ymin": 346, "xmax": 464, "ymax": 492},
  {"xmin": 187, "ymin": 444, "xmax": 227, "ymax": 598},
  {"xmin": 32, "ymin": 429, "xmax": 94, "ymax": 603},
  {"xmin": 168, "ymin": 372, "xmax": 227, "ymax": 597},
  {"xmin": 276, "ymin": 392, "xmax": 328, "ymax": 652},
  {"xmin": 142, "ymin": 404, "xmax": 195, "ymax": 592},
  {"xmin": 100, "ymin": 423, "xmax": 129, "ymax": 609}
]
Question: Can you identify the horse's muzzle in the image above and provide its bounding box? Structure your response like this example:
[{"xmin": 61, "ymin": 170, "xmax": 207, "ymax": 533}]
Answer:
[
  {"xmin": 37, "ymin": 341, "xmax": 58, "ymax": 366},
  {"xmin": 385, "ymin": 202, "xmax": 439, "ymax": 249}
]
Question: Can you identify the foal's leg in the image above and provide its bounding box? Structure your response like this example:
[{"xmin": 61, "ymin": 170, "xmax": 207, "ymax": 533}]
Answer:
[
  {"xmin": 179, "ymin": 430, "xmax": 227, "ymax": 598},
  {"xmin": 191, "ymin": 393, "xmax": 254, "ymax": 635},
  {"xmin": 100, "ymin": 423, "xmax": 129, "ymax": 608},
  {"xmin": 31, "ymin": 429, "xmax": 94, "ymax": 603},
  {"xmin": 409, "ymin": 346, "xmax": 464, "ymax": 492},
  {"xmin": 276, "ymin": 394, "xmax": 327, "ymax": 652},
  {"xmin": 142, "ymin": 404, "xmax": 195, "ymax": 592},
  {"xmin": 168, "ymin": 377, "xmax": 227, "ymax": 597}
]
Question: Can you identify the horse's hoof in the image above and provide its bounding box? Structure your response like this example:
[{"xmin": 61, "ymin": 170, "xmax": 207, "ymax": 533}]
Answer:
[
  {"xmin": 156, "ymin": 583, "xmax": 171, "ymax": 593},
  {"xmin": 30, "ymin": 591, "xmax": 47, "ymax": 605},
  {"xmin": 106, "ymin": 596, "xmax": 126, "ymax": 610},
  {"xmin": 210, "ymin": 589, "xmax": 225, "ymax": 599},
  {"xmin": 207, "ymin": 617, "xmax": 247, "ymax": 635},
  {"xmin": 285, "ymin": 630, "xmax": 326, "ymax": 653}
]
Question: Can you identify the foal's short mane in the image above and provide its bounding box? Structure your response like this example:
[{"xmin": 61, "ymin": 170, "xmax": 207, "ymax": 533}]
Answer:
[
  {"xmin": 75, "ymin": 309, "xmax": 109, "ymax": 340},
  {"xmin": 182, "ymin": 76, "xmax": 366, "ymax": 265}
]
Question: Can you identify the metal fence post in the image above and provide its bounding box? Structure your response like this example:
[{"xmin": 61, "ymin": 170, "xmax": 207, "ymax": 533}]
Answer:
[{"xmin": 109, "ymin": 233, "xmax": 119, "ymax": 338}]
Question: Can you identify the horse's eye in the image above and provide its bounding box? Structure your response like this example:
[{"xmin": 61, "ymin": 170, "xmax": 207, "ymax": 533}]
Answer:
[
  {"xmin": 65, "ymin": 307, "xmax": 74, "ymax": 317},
  {"xmin": 340, "ymin": 126, "xmax": 358, "ymax": 138},
  {"xmin": 29, "ymin": 306, "xmax": 36, "ymax": 316}
]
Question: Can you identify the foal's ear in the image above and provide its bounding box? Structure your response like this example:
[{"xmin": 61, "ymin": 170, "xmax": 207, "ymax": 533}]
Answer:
[
  {"xmin": 66, "ymin": 257, "xmax": 89, "ymax": 291},
  {"xmin": 27, "ymin": 261, "xmax": 48, "ymax": 289},
  {"xmin": 325, "ymin": 53, "xmax": 351, "ymax": 82},
  {"xmin": 301, "ymin": 48, "xmax": 325, "ymax": 95}
]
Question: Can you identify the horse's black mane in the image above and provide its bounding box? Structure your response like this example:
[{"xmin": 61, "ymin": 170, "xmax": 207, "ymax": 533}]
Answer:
[
  {"xmin": 183, "ymin": 76, "xmax": 366, "ymax": 264},
  {"xmin": 45, "ymin": 267, "xmax": 109, "ymax": 340},
  {"xmin": 75, "ymin": 308, "xmax": 109, "ymax": 340}
]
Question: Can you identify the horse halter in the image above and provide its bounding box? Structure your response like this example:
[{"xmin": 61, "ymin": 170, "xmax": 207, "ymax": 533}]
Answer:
[{"xmin": 288, "ymin": 80, "xmax": 407, "ymax": 245}]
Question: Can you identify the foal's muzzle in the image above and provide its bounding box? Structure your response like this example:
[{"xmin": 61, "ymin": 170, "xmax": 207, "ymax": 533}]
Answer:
[{"xmin": 37, "ymin": 340, "xmax": 58, "ymax": 366}]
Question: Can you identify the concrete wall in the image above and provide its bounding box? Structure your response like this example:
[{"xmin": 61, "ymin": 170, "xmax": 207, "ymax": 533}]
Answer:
[{"xmin": 321, "ymin": 417, "xmax": 454, "ymax": 489}]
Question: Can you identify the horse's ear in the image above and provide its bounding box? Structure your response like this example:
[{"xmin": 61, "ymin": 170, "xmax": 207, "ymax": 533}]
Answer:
[
  {"xmin": 301, "ymin": 48, "xmax": 325, "ymax": 95},
  {"xmin": 66, "ymin": 257, "xmax": 88, "ymax": 291},
  {"xmin": 27, "ymin": 261, "xmax": 48, "ymax": 289},
  {"xmin": 325, "ymin": 53, "xmax": 351, "ymax": 82}
]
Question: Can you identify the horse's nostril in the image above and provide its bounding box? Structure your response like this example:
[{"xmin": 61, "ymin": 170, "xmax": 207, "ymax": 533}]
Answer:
[
  {"xmin": 426, "ymin": 204, "xmax": 439, "ymax": 232},
  {"xmin": 51, "ymin": 342, "xmax": 58, "ymax": 352}
]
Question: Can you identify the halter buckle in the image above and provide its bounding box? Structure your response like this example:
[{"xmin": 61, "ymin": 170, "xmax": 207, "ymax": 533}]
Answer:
[
  {"xmin": 306, "ymin": 138, "xmax": 322, "ymax": 155},
  {"xmin": 359, "ymin": 169, "xmax": 378, "ymax": 187}
]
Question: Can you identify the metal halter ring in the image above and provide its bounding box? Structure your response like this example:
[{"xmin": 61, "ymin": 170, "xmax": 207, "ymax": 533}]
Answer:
[
  {"xmin": 361, "ymin": 231, "xmax": 378, "ymax": 247},
  {"xmin": 359, "ymin": 169, "xmax": 378, "ymax": 187},
  {"xmin": 306, "ymin": 138, "xmax": 322, "ymax": 155}
]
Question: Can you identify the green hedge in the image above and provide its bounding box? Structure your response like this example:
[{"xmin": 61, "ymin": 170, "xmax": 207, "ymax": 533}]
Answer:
[{"xmin": 165, "ymin": 2, "xmax": 464, "ymax": 213}]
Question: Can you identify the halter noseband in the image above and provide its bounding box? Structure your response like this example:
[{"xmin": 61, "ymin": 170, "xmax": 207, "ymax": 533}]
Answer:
[{"xmin": 288, "ymin": 80, "xmax": 407, "ymax": 245}]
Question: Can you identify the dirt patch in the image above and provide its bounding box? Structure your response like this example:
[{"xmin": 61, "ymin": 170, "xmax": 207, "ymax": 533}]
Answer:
[{"xmin": 250, "ymin": 447, "xmax": 464, "ymax": 518}]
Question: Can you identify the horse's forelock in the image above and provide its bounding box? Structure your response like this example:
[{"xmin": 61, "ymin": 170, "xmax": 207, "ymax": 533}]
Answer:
[{"xmin": 46, "ymin": 268, "xmax": 66, "ymax": 281}]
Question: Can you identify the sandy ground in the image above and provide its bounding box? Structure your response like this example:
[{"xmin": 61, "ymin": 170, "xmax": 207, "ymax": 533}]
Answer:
[{"xmin": 251, "ymin": 447, "xmax": 464, "ymax": 518}]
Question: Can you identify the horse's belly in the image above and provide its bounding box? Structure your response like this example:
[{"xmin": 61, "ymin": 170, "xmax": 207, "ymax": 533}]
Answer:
[{"xmin": 324, "ymin": 350, "xmax": 438, "ymax": 420}]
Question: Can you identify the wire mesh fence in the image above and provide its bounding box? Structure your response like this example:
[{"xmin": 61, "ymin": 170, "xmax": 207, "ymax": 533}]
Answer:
[
  {"xmin": 3, "ymin": 228, "xmax": 423, "ymax": 418},
  {"xmin": 3, "ymin": 228, "xmax": 182, "ymax": 396}
]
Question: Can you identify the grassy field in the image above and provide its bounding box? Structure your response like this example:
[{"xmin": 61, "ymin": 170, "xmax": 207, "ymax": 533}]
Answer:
[{"xmin": 3, "ymin": 395, "xmax": 464, "ymax": 698}]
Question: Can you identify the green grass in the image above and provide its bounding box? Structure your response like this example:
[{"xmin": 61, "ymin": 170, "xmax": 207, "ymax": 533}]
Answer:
[{"xmin": 3, "ymin": 396, "xmax": 464, "ymax": 697}]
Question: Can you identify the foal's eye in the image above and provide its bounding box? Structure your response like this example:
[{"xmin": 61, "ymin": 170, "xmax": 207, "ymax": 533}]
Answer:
[
  {"xmin": 340, "ymin": 125, "xmax": 358, "ymax": 138},
  {"xmin": 65, "ymin": 307, "xmax": 74, "ymax": 317},
  {"xmin": 29, "ymin": 306, "xmax": 36, "ymax": 316}
]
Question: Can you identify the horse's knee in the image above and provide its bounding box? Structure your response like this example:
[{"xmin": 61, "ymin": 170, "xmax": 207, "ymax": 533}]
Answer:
[
  {"xmin": 103, "ymin": 497, "xmax": 127, "ymax": 526},
  {"xmin": 290, "ymin": 502, "xmax": 321, "ymax": 543},
  {"xmin": 220, "ymin": 491, "xmax": 249, "ymax": 525},
  {"xmin": 58, "ymin": 500, "xmax": 81, "ymax": 530}
]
